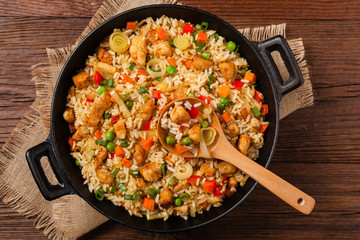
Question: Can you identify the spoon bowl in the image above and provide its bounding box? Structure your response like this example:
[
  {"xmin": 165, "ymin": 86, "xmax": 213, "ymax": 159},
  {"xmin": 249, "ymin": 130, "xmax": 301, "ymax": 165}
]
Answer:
[{"xmin": 157, "ymin": 97, "xmax": 315, "ymax": 214}]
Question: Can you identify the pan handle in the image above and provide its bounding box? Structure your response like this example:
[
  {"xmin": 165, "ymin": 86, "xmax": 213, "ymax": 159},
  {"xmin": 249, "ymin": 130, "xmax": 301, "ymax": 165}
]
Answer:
[
  {"xmin": 257, "ymin": 35, "xmax": 304, "ymax": 101},
  {"xmin": 26, "ymin": 140, "xmax": 73, "ymax": 200}
]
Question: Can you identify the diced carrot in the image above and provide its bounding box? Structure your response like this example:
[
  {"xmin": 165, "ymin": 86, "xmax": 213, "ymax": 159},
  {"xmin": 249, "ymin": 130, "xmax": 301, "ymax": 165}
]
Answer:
[
  {"xmin": 221, "ymin": 112, "xmax": 232, "ymax": 123},
  {"xmin": 126, "ymin": 21, "xmax": 137, "ymax": 30},
  {"xmin": 143, "ymin": 198, "xmax": 155, "ymax": 210},
  {"xmin": 122, "ymin": 74, "xmax": 134, "ymax": 84},
  {"xmin": 94, "ymin": 130, "xmax": 102, "ymax": 140},
  {"xmin": 156, "ymin": 27, "xmax": 167, "ymax": 40},
  {"xmin": 218, "ymin": 84, "xmax": 231, "ymax": 98},
  {"xmin": 224, "ymin": 81, "xmax": 231, "ymax": 85},
  {"xmin": 167, "ymin": 58, "xmax": 176, "ymax": 66},
  {"xmin": 203, "ymin": 180, "xmax": 216, "ymax": 193},
  {"xmin": 244, "ymin": 71, "xmax": 256, "ymax": 83},
  {"xmin": 141, "ymin": 137, "xmax": 153, "ymax": 151},
  {"xmin": 196, "ymin": 31, "xmax": 207, "ymax": 43},
  {"xmin": 174, "ymin": 143, "xmax": 189, "ymax": 156},
  {"xmin": 137, "ymin": 68, "xmax": 148, "ymax": 76},
  {"xmin": 259, "ymin": 124, "xmax": 269, "ymax": 133},
  {"xmin": 183, "ymin": 59, "xmax": 194, "ymax": 69},
  {"xmin": 115, "ymin": 145, "xmax": 125, "ymax": 158},
  {"xmin": 121, "ymin": 158, "xmax": 132, "ymax": 168}
]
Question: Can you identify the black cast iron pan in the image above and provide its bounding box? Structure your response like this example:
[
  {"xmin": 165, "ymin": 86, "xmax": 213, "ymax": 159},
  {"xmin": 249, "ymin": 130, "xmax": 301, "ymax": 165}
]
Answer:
[{"xmin": 26, "ymin": 4, "xmax": 303, "ymax": 232}]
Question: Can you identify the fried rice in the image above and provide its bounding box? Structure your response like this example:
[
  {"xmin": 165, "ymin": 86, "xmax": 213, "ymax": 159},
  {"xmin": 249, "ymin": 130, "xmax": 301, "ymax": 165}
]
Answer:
[{"xmin": 64, "ymin": 15, "xmax": 269, "ymax": 221}]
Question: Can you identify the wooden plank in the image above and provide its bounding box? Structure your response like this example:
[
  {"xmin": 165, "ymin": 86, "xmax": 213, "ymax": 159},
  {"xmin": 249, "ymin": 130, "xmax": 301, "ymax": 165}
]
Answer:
[{"xmin": 0, "ymin": 0, "xmax": 360, "ymax": 21}]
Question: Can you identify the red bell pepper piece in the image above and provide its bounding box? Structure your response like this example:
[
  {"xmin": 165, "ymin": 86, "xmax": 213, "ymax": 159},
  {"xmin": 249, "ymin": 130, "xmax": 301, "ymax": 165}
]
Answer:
[
  {"xmin": 184, "ymin": 157, "xmax": 191, "ymax": 162},
  {"xmin": 232, "ymin": 80, "xmax": 244, "ymax": 91},
  {"xmin": 93, "ymin": 71, "xmax": 102, "ymax": 85},
  {"xmin": 70, "ymin": 123, "xmax": 76, "ymax": 133},
  {"xmin": 182, "ymin": 23, "xmax": 194, "ymax": 34},
  {"xmin": 187, "ymin": 106, "xmax": 200, "ymax": 119},
  {"xmin": 261, "ymin": 104, "xmax": 269, "ymax": 115},
  {"xmin": 222, "ymin": 175, "xmax": 228, "ymax": 185},
  {"xmin": 203, "ymin": 180, "xmax": 216, "ymax": 193},
  {"xmin": 213, "ymin": 185, "xmax": 223, "ymax": 197},
  {"xmin": 85, "ymin": 98, "xmax": 94, "ymax": 105},
  {"xmin": 111, "ymin": 115, "xmax": 120, "ymax": 124},
  {"xmin": 198, "ymin": 95, "xmax": 210, "ymax": 105},
  {"xmin": 68, "ymin": 137, "xmax": 77, "ymax": 151},
  {"xmin": 109, "ymin": 153, "xmax": 115, "ymax": 159},
  {"xmin": 152, "ymin": 90, "xmax": 163, "ymax": 99},
  {"xmin": 188, "ymin": 175, "xmax": 201, "ymax": 185},
  {"xmin": 254, "ymin": 91, "xmax": 264, "ymax": 103},
  {"xmin": 142, "ymin": 119, "xmax": 151, "ymax": 130}
]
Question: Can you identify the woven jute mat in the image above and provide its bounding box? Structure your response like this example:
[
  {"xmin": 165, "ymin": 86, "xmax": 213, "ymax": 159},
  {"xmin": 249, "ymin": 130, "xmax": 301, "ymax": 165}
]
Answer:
[{"xmin": 0, "ymin": 0, "xmax": 313, "ymax": 239}]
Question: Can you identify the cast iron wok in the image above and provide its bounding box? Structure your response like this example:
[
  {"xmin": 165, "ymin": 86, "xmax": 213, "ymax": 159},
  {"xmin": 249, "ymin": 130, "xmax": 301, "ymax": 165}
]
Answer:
[{"xmin": 26, "ymin": 4, "xmax": 304, "ymax": 232}]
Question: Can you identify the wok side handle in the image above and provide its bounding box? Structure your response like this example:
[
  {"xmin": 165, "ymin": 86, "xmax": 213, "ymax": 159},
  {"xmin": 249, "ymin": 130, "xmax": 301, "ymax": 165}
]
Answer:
[
  {"xmin": 257, "ymin": 35, "xmax": 304, "ymax": 101},
  {"xmin": 26, "ymin": 141, "xmax": 73, "ymax": 200}
]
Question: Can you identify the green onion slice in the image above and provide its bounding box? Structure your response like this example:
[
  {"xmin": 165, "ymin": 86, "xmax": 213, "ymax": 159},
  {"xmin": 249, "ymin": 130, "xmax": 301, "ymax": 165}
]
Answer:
[{"xmin": 168, "ymin": 176, "xmax": 178, "ymax": 186}]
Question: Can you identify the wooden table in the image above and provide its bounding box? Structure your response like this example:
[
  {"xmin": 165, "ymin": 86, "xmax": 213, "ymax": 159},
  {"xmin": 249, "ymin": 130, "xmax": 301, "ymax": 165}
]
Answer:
[{"xmin": 1, "ymin": 0, "xmax": 359, "ymax": 239}]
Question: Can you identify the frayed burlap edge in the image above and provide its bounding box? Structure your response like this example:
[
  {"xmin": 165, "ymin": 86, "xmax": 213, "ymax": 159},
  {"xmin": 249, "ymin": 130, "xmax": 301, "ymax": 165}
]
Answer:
[{"xmin": 0, "ymin": 1, "xmax": 313, "ymax": 239}]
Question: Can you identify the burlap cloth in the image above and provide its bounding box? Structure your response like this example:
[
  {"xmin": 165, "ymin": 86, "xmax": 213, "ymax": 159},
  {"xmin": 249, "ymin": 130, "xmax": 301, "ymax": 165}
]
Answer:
[{"xmin": 0, "ymin": 0, "xmax": 313, "ymax": 239}]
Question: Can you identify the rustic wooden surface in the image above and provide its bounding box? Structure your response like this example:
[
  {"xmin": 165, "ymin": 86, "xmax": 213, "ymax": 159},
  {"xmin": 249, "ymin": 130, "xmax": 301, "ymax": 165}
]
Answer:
[{"xmin": 1, "ymin": 0, "xmax": 360, "ymax": 239}]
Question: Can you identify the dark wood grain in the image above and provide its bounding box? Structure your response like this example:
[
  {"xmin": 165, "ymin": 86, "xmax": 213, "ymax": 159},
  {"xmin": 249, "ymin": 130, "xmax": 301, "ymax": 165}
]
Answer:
[{"xmin": 1, "ymin": 0, "xmax": 359, "ymax": 239}]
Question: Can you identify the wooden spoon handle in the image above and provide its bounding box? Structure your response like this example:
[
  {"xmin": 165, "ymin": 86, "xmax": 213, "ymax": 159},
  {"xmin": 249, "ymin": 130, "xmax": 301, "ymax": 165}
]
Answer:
[{"xmin": 212, "ymin": 142, "xmax": 315, "ymax": 214}]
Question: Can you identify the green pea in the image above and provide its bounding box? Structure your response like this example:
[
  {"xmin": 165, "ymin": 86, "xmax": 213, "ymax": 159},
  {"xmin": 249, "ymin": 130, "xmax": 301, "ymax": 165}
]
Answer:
[
  {"xmin": 125, "ymin": 100, "xmax": 133, "ymax": 109},
  {"xmin": 174, "ymin": 198, "xmax": 182, "ymax": 206},
  {"xmin": 96, "ymin": 140, "xmax": 108, "ymax": 147},
  {"xmin": 187, "ymin": 93, "xmax": 196, "ymax": 97},
  {"xmin": 103, "ymin": 112, "xmax": 111, "ymax": 119},
  {"xmin": 227, "ymin": 41, "xmax": 236, "ymax": 51},
  {"xmin": 220, "ymin": 97, "xmax": 230, "ymax": 105},
  {"xmin": 139, "ymin": 86, "xmax": 148, "ymax": 95},
  {"xmin": 106, "ymin": 142, "xmax": 116, "ymax": 152},
  {"xmin": 201, "ymin": 120, "xmax": 209, "ymax": 128},
  {"xmin": 119, "ymin": 138, "xmax": 129, "ymax": 148},
  {"xmin": 240, "ymin": 68, "xmax": 247, "ymax": 76},
  {"xmin": 110, "ymin": 185, "xmax": 117, "ymax": 194},
  {"xmin": 107, "ymin": 78, "xmax": 114, "ymax": 87},
  {"xmin": 182, "ymin": 137, "xmax": 192, "ymax": 146},
  {"xmin": 165, "ymin": 136, "xmax": 176, "ymax": 146},
  {"xmin": 110, "ymin": 167, "xmax": 118, "ymax": 177},
  {"xmin": 201, "ymin": 51, "xmax": 211, "ymax": 60},
  {"xmin": 120, "ymin": 93, "xmax": 130, "ymax": 101},
  {"xmin": 218, "ymin": 103, "xmax": 226, "ymax": 111},
  {"xmin": 207, "ymin": 79, "xmax": 213, "ymax": 86},
  {"xmin": 106, "ymin": 131, "xmax": 116, "ymax": 141},
  {"xmin": 95, "ymin": 188, "xmax": 104, "ymax": 201},
  {"xmin": 75, "ymin": 158, "xmax": 80, "ymax": 166},
  {"xmin": 166, "ymin": 65, "xmax": 176, "ymax": 75},
  {"xmin": 98, "ymin": 86, "xmax": 107, "ymax": 95}
]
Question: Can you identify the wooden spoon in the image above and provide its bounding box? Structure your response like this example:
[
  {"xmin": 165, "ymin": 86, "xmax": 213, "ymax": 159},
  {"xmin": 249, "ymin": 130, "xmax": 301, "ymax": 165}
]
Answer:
[{"xmin": 157, "ymin": 97, "xmax": 315, "ymax": 214}]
